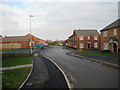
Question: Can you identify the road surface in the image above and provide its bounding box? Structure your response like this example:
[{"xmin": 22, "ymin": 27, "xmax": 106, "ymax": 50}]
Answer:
[{"xmin": 42, "ymin": 45, "xmax": 118, "ymax": 88}]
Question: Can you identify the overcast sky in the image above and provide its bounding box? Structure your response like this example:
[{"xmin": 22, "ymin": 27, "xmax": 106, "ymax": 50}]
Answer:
[{"xmin": 0, "ymin": 0, "xmax": 119, "ymax": 40}]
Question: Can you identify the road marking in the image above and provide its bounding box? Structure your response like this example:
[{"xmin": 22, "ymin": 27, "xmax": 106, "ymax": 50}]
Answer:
[
  {"xmin": 41, "ymin": 51, "xmax": 74, "ymax": 90},
  {"xmin": 34, "ymin": 53, "xmax": 38, "ymax": 56}
]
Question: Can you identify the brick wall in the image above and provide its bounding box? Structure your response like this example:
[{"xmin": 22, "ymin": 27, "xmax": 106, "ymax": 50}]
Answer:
[
  {"xmin": 68, "ymin": 35, "xmax": 100, "ymax": 50},
  {"xmin": 100, "ymin": 27, "xmax": 120, "ymax": 52},
  {"xmin": 1, "ymin": 41, "xmax": 30, "ymax": 49},
  {"xmin": 77, "ymin": 35, "xmax": 99, "ymax": 50}
]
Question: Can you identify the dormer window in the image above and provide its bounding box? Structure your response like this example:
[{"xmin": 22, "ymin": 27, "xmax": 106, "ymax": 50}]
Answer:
[{"xmin": 114, "ymin": 29, "xmax": 116, "ymax": 35}]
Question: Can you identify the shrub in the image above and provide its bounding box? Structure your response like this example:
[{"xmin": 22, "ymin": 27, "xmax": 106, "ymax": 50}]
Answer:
[{"xmin": 101, "ymin": 50, "xmax": 111, "ymax": 53}]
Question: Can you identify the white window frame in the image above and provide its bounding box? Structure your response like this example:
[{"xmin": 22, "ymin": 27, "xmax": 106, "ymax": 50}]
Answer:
[
  {"xmin": 88, "ymin": 36, "xmax": 90, "ymax": 40},
  {"xmin": 103, "ymin": 31, "xmax": 108, "ymax": 37},
  {"xmin": 104, "ymin": 42, "xmax": 108, "ymax": 50},
  {"xmin": 80, "ymin": 36, "xmax": 84, "ymax": 40},
  {"xmin": 94, "ymin": 36, "xmax": 98, "ymax": 40},
  {"xmin": 114, "ymin": 29, "xmax": 116, "ymax": 35},
  {"xmin": 94, "ymin": 43, "xmax": 98, "ymax": 48},
  {"xmin": 80, "ymin": 43, "xmax": 84, "ymax": 48}
]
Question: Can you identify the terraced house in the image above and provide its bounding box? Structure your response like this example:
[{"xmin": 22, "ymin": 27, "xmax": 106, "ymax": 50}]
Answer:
[
  {"xmin": 100, "ymin": 19, "xmax": 120, "ymax": 53},
  {"xmin": 67, "ymin": 29, "xmax": 100, "ymax": 50}
]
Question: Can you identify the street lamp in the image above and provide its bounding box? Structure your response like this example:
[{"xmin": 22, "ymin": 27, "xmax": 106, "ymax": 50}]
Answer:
[{"xmin": 29, "ymin": 14, "xmax": 33, "ymax": 54}]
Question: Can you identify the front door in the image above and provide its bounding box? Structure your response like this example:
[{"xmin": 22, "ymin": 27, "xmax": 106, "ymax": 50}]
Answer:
[
  {"xmin": 113, "ymin": 43, "xmax": 117, "ymax": 53},
  {"xmin": 88, "ymin": 43, "xmax": 91, "ymax": 49}
]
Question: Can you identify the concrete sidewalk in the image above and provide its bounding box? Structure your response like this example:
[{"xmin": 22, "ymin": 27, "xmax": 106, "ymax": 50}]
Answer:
[{"xmin": 0, "ymin": 64, "xmax": 32, "ymax": 71}]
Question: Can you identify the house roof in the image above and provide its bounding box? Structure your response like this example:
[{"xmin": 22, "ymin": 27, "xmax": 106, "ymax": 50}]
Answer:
[
  {"xmin": 26, "ymin": 33, "xmax": 44, "ymax": 41},
  {"xmin": 109, "ymin": 37, "xmax": 118, "ymax": 41},
  {"xmin": 1, "ymin": 36, "xmax": 30, "ymax": 42},
  {"xmin": 74, "ymin": 29, "xmax": 99, "ymax": 35},
  {"xmin": 101, "ymin": 19, "xmax": 120, "ymax": 31}
]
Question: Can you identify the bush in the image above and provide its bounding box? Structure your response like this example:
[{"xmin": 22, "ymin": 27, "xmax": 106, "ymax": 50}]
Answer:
[{"xmin": 101, "ymin": 50, "xmax": 111, "ymax": 53}]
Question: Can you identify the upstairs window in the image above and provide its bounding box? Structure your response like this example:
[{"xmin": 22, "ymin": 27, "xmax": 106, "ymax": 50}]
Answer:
[
  {"xmin": 80, "ymin": 36, "xmax": 84, "ymax": 40},
  {"xmin": 94, "ymin": 36, "xmax": 98, "ymax": 40},
  {"xmin": 114, "ymin": 29, "xmax": 116, "ymax": 35},
  {"xmin": 103, "ymin": 31, "xmax": 108, "ymax": 37},
  {"xmin": 88, "ymin": 36, "xmax": 90, "ymax": 40}
]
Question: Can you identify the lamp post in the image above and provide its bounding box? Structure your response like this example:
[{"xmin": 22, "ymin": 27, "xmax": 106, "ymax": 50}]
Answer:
[{"xmin": 30, "ymin": 14, "xmax": 33, "ymax": 54}]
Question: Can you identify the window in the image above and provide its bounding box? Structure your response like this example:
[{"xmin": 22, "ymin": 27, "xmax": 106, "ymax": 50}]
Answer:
[
  {"xmin": 80, "ymin": 43, "xmax": 84, "ymax": 48},
  {"xmin": 104, "ymin": 42, "xmax": 108, "ymax": 50},
  {"xmin": 80, "ymin": 36, "xmax": 84, "ymax": 40},
  {"xmin": 104, "ymin": 31, "xmax": 108, "ymax": 37},
  {"xmin": 114, "ymin": 29, "xmax": 116, "ymax": 35},
  {"xmin": 94, "ymin": 36, "xmax": 98, "ymax": 40},
  {"xmin": 94, "ymin": 43, "xmax": 98, "ymax": 48},
  {"xmin": 88, "ymin": 36, "xmax": 90, "ymax": 40}
]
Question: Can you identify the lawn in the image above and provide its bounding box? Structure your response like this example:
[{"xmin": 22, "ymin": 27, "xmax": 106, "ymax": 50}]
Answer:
[
  {"xmin": 2, "ymin": 57, "xmax": 32, "ymax": 67},
  {"xmin": 2, "ymin": 67, "xmax": 31, "ymax": 89},
  {"xmin": 77, "ymin": 51, "xmax": 118, "ymax": 56}
]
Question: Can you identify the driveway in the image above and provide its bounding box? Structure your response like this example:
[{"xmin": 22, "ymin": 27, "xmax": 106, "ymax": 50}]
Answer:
[{"xmin": 42, "ymin": 45, "xmax": 118, "ymax": 88}]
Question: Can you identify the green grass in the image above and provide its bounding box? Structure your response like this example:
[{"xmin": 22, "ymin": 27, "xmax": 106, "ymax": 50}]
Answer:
[
  {"xmin": 77, "ymin": 51, "xmax": 118, "ymax": 56},
  {"xmin": 2, "ymin": 67, "xmax": 31, "ymax": 89},
  {"xmin": 2, "ymin": 57, "xmax": 32, "ymax": 67}
]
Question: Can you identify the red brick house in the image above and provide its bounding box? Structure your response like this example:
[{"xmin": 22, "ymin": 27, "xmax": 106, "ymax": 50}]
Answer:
[
  {"xmin": 0, "ymin": 34, "xmax": 46, "ymax": 49},
  {"xmin": 67, "ymin": 29, "xmax": 100, "ymax": 50},
  {"xmin": 100, "ymin": 19, "xmax": 120, "ymax": 53}
]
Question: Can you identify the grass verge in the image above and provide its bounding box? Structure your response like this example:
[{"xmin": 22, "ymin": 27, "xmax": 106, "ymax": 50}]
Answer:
[
  {"xmin": 2, "ymin": 56, "xmax": 32, "ymax": 67},
  {"xmin": 77, "ymin": 51, "xmax": 118, "ymax": 56},
  {"xmin": 2, "ymin": 67, "xmax": 31, "ymax": 89}
]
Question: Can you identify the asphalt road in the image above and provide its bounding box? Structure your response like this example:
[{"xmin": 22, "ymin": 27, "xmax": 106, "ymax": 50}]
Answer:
[{"xmin": 42, "ymin": 45, "xmax": 119, "ymax": 88}]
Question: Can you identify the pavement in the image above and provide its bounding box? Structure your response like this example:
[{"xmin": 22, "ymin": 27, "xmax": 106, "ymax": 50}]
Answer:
[
  {"xmin": 21, "ymin": 48, "xmax": 68, "ymax": 89},
  {"xmin": 43, "ymin": 45, "xmax": 119, "ymax": 88},
  {"xmin": 0, "ymin": 64, "xmax": 32, "ymax": 71}
]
